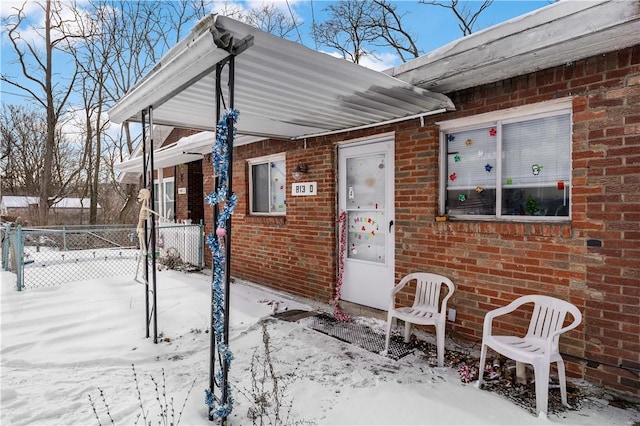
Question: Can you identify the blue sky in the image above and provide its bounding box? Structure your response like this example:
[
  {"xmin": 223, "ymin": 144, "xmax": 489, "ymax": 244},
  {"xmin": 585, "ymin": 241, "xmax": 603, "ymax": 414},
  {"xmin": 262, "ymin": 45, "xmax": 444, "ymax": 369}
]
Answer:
[
  {"xmin": 285, "ymin": 0, "xmax": 549, "ymax": 67},
  {"xmin": 212, "ymin": 0, "xmax": 550, "ymax": 70},
  {"xmin": 1, "ymin": 1, "xmax": 551, "ymax": 107}
]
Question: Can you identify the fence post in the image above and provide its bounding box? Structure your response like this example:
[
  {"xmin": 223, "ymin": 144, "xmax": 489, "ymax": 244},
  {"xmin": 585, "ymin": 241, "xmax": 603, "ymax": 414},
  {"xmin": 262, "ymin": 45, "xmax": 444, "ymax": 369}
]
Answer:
[
  {"xmin": 16, "ymin": 225, "xmax": 23, "ymax": 291},
  {"xmin": 63, "ymin": 226, "xmax": 67, "ymax": 251},
  {"xmin": 2, "ymin": 223, "xmax": 10, "ymax": 270},
  {"xmin": 199, "ymin": 220, "xmax": 204, "ymax": 269}
]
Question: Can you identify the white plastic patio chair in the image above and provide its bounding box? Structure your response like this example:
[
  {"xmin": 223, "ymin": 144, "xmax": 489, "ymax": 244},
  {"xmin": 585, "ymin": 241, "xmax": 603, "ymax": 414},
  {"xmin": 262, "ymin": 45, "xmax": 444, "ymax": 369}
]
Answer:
[
  {"xmin": 476, "ymin": 295, "xmax": 582, "ymax": 417},
  {"xmin": 384, "ymin": 273, "xmax": 455, "ymax": 367}
]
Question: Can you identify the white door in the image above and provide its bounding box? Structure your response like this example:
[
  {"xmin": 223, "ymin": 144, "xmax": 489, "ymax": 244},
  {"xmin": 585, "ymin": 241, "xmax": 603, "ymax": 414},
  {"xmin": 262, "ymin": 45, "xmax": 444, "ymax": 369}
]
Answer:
[{"xmin": 338, "ymin": 136, "xmax": 395, "ymax": 310}]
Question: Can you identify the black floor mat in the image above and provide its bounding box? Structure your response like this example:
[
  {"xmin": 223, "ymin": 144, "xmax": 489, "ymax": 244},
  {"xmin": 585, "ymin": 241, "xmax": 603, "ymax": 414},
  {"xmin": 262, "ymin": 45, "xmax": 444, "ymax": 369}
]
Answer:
[
  {"xmin": 272, "ymin": 309, "xmax": 318, "ymax": 322},
  {"xmin": 306, "ymin": 312, "xmax": 417, "ymax": 360}
]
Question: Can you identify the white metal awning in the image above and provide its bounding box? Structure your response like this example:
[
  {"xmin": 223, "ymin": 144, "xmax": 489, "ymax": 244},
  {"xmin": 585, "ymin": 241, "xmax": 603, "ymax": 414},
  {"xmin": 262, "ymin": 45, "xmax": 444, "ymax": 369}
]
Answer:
[
  {"xmin": 115, "ymin": 132, "xmax": 263, "ymax": 175},
  {"xmin": 108, "ymin": 14, "xmax": 454, "ymax": 139}
]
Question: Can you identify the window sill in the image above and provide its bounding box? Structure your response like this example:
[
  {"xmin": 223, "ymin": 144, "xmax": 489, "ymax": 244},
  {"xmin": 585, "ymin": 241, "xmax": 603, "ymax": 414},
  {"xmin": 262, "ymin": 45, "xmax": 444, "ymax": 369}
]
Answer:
[
  {"xmin": 244, "ymin": 216, "xmax": 286, "ymax": 226},
  {"xmin": 446, "ymin": 215, "xmax": 570, "ymax": 223},
  {"xmin": 435, "ymin": 217, "xmax": 571, "ymax": 238}
]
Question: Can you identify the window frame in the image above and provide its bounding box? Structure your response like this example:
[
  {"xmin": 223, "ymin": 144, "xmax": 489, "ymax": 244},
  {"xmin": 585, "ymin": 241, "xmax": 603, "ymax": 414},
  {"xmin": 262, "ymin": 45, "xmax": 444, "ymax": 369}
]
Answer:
[
  {"xmin": 153, "ymin": 176, "xmax": 175, "ymax": 221},
  {"xmin": 438, "ymin": 98, "xmax": 572, "ymax": 222},
  {"xmin": 247, "ymin": 153, "xmax": 287, "ymax": 216}
]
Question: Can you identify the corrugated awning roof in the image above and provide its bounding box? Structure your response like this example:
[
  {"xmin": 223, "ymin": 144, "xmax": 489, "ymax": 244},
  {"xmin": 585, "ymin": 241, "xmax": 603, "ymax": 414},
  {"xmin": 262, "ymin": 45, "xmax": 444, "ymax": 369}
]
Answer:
[
  {"xmin": 115, "ymin": 132, "xmax": 264, "ymax": 175},
  {"xmin": 108, "ymin": 15, "xmax": 454, "ymax": 139}
]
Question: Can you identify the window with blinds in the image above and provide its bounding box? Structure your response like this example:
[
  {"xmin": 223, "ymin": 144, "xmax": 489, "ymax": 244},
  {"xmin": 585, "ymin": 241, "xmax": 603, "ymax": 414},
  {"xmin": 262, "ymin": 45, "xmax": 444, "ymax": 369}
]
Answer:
[{"xmin": 443, "ymin": 109, "xmax": 571, "ymax": 220}]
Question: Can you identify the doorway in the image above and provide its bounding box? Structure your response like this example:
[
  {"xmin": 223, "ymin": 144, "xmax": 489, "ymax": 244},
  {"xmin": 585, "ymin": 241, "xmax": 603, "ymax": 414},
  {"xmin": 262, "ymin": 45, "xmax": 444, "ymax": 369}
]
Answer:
[{"xmin": 338, "ymin": 135, "xmax": 395, "ymax": 310}]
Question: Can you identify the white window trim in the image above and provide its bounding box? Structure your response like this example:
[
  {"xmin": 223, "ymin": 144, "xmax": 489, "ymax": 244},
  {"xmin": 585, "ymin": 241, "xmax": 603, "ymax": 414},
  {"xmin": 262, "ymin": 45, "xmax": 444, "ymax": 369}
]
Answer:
[
  {"xmin": 153, "ymin": 176, "xmax": 175, "ymax": 221},
  {"xmin": 438, "ymin": 99, "xmax": 573, "ymax": 222},
  {"xmin": 335, "ymin": 131, "xmax": 395, "ymax": 148},
  {"xmin": 437, "ymin": 97, "xmax": 572, "ymax": 131},
  {"xmin": 247, "ymin": 153, "xmax": 286, "ymax": 216}
]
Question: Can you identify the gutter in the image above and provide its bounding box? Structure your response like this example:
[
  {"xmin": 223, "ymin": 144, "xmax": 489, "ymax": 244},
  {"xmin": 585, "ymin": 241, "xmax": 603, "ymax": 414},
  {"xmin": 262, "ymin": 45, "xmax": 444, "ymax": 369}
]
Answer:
[
  {"xmin": 108, "ymin": 15, "xmax": 232, "ymax": 125},
  {"xmin": 293, "ymin": 108, "xmax": 451, "ymax": 140}
]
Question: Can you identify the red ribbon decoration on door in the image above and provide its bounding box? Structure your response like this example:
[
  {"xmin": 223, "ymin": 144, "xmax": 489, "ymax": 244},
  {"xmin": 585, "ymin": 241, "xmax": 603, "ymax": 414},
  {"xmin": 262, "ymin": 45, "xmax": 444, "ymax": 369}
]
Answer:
[{"xmin": 334, "ymin": 211, "xmax": 352, "ymax": 322}]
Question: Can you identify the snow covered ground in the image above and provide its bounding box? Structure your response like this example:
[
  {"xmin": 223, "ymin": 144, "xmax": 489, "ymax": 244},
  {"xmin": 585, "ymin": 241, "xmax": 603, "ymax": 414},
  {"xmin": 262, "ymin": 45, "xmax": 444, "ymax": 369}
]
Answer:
[{"xmin": 1, "ymin": 269, "xmax": 639, "ymax": 425}]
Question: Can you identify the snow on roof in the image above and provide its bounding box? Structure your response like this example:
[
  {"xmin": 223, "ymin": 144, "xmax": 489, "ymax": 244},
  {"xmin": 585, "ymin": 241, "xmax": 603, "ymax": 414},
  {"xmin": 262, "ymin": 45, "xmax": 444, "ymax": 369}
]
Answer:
[
  {"xmin": 52, "ymin": 198, "xmax": 100, "ymax": 209},
  {"xmin": 1, "ymin": 196, "xmax": 39, "ymax": 208},
  {"xmin": 388, "ymin": 0, "xmax": 640, "ymax": 93},
  {"xmin": 0, "ymin": 196, "xmax": 101, "ymax": 209}
]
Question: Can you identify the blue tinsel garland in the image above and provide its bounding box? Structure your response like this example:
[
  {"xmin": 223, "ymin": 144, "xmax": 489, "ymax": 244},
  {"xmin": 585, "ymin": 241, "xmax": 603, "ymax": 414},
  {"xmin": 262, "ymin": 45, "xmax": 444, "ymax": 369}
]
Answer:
[{"xmin": 204, "ymin": 109, "xmax": 239, "ymax": 419}]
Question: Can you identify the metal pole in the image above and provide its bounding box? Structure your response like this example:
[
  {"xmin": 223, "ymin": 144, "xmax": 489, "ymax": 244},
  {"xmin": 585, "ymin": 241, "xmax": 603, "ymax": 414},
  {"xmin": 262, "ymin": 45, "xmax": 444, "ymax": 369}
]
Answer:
[
  {"xmin": 149, "ymin": 106, "xmax": 158, "ymax": 344},
  {"xmin": 199, "ymin": 219, "xmax": 204, "ymax": 269},
  {"xmin": 141, "ymin": 110, "xmax": 150, "ymax": 339},
  {"xmin": 2, "ymin": 223, "xmax": 11, "ymax": 270},
  {"xmin": 221, "ymin": 54, "xmax": 235, "ymax": 426},
  {"xmin": 16, "ymin": 225, "xmax": 23, "ymax": 291},
  {"xmin": 208, "ymin": 60, "xmax": 224, "ymax": 423}
]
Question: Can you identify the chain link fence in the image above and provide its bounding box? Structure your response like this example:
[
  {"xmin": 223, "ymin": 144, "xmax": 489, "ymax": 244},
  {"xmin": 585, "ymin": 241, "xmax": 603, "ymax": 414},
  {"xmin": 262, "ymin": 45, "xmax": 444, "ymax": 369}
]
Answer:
[{"xmin": 1, "ymin": 223, "xmax": 203, "ymax": 290}]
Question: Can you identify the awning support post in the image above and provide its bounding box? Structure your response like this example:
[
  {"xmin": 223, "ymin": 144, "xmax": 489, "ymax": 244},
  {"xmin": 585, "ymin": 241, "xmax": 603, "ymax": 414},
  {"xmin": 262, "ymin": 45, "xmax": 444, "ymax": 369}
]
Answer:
[
  {"xmin": 207, "ymin": 53, "xmax": 237, "ymax": 425},
  {"xmin": 141, "ymin": 108, "xmax": 159, "ymax": 344},
  {"xmin": 221, "ymin": 54, "xmax": 235, "ymax": 426},
  {"xmin": 208, "ymin": 62, "xmax": 222, "ymax": 422}
]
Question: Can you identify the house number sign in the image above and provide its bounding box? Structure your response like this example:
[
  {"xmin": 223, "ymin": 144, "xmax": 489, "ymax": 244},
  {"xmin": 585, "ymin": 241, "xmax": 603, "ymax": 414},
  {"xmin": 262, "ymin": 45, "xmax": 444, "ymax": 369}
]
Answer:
[{"xmin": 291, "ymin": 182, "xmax": 317, "ymax": 196}]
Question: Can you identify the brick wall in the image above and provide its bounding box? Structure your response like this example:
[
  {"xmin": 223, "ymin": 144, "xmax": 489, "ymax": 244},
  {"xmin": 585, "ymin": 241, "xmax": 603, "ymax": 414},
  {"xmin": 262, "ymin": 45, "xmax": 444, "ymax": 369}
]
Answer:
[
  {"xmin": 430, "ymin": 45, "xmax": 639, "ymax": 395},
  {"xmin": 175, "ymin": 160, "xmax": 204, "ymax": 224},
  {"xmin": 187, "ymin": 160, "xmax": 204, "ymax": 224},
  {"xmin": 175, "ymin": 163, "xmax": 189, "ymax": 221},
  {"xmin": 205, "ymin": 138, "xmax": 338, "ymax": 302},
  {"xmin": 203, "ymin": 45, "xmax": 639, "ymax": 397}
]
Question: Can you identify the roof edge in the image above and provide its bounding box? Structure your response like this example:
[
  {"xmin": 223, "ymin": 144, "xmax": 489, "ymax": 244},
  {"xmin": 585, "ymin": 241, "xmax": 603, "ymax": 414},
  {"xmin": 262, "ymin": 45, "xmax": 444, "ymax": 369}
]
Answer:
[
  {"xmin": 386, "ymin": 0, "xmax": 603, "ymax": 77},
  {"xmin": 386, "ymin": 0, "xmax": 640, "ymax": 93}
]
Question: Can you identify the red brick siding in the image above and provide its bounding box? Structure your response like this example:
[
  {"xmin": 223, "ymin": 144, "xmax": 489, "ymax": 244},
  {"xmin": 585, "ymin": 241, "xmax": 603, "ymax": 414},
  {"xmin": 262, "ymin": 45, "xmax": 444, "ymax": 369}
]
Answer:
[
  {"xmin": 207, "ymin": 138, "xmax": 338, "ymax": 302},
  {"xmin": 201, "ymin": 45, "xmax": 639, "ymax": 397},
  {"xmin": 430, "ymin": 45, "xmax": 640, "ymax": 396},
  {"xmin": 175, "ymin": 160, "xmax": 204, "ymax": 224},
  {"xmin": 175, "ymin": 163, "xmax": 189, "ymax": 222}
]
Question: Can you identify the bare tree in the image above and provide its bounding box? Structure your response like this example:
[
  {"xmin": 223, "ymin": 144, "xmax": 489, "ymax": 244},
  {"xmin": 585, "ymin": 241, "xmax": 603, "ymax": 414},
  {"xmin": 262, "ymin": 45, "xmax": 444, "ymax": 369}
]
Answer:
[
  {"xmin": 420, "ymin": 0, "xmax": 494, "ymax": 36},
  {"xmin": 1, "ymin": 0, "xmax": 92, "ymax": 225},
  {"xmin": 79, "ymin": 0, "xmax": 211, "ymax": 224},
  {"xmin": 0, "ymin": 105, "xmax": 46, "ymax": 196},
  {"xmin": 214, "ymin": 1, "xmax": 302, "ymax": 40},
  {"xmin": 244, "ymin": 3, "xmax": 302, "ymax": 40},
  {"xmin": 88, "ymin": 1, "xmax": 165, "ymax": 223},
  {"xmin": 2, "ymin": 1, "xmax": 218, "ymax": 224},
  {"xmin": 212, "ymin": 1, "xmax": 245, "ymax": 20},
  {"xmin": 74, "ymin": 55, "xmax": 107, "ymax": 224},
  {"xmin": 55, "ymin": 0, "xmax": 103, "ymax": 224},
  {"xmin": 312, "ymin": 0, "xmax": 420, "ymax": 64},
  {"xmin": 0, "ymin": 105, "xmax": 83, "ymax": 211},
  {"xmin": 312, "ymin": 0, "xmax": 380, "ymax": 64},
  {"xmin": 372, "ymin": 0, "xmax": 420, "ymax": 62}
]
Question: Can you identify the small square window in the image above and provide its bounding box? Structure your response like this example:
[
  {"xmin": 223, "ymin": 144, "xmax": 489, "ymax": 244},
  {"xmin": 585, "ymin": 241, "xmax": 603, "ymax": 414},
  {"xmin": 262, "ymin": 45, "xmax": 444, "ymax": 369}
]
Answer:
[
  {"xmin": 440, "ymin": 106, "xmax": 571, "ymax": 221},
  {"xmin": 248, "ymin": 155, "xmax": 286, "ymax": 215}
]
